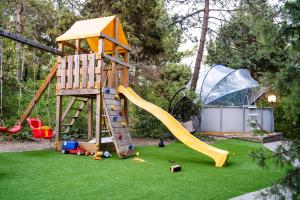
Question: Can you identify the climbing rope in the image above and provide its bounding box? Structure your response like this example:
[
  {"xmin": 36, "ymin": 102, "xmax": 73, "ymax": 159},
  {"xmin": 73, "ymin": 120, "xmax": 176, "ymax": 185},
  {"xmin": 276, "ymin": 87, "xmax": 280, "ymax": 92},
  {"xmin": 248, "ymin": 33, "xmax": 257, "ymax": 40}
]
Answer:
[
  {"xmin": 46, "ymin": 78, "xmax": 52, "ymax": 126},
  {"xmin": 17, "ymin": 48, "xmax": 25, "ymax": 117},
  {"xmin": 32, "ymin": 50, "xmax": 39, "ymax": 118}
]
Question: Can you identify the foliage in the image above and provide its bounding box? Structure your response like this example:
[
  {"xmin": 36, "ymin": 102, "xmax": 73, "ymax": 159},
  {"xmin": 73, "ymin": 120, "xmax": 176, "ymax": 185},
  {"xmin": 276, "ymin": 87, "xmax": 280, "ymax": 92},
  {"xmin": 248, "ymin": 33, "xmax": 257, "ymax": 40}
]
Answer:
[
  {"xmin": 206, "ymin": 0, "xmax": 287, "ymax": 79},
  {"xmin": 204, "ymin": 2, "xmax": 300, "ymax": 197},
  {"xmin": 82, "ymin": 0, "xmax": 183, "ymax": 65},
  {"xmin": 0, "ymin": 140, "xmax": 287, "ymax": 200},
  {"xmin": 249, "ymin": 141, "xmax": 300, "ymax": 198},
  {"xmin": 130, "ymin": 62, "xmax": 192, "ymax": 138},
  {"xmin": 0, "ymin": 0, "xmax": 185, "ymax": 140}
]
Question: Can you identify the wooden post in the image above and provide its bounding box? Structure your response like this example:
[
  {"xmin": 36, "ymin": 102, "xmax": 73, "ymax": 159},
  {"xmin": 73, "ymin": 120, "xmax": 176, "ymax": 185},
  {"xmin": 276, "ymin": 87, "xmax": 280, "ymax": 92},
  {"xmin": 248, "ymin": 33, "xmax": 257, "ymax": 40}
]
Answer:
[
  {"xmin": 55, "ymin": 42, "xmax": 64, "ymax": 146},
  {"xmin": 58, "ymin": 42, "xmax": 64, "ymax": 89},
  {"xmin": 55, "ymin": 95, "xmax": 62, "ymax": 143},
  {"xmin": 108, "ymin": 17, "xmax": 118, "ymax": 88},
  {"xmin": 75, "ymin": 39, "xmax": 80, "ymax": 54},
  {"xmin": 121, "ymin": 51, "xmax": 129, "ymax": 87},
  {"xmin": 98, "ymin": 38, "xmax": 104, "ymax": 145},
  {"xmin": 95, "ymin": 94, "xmax": 101, "ymax": 151},
  {"xmin": 122, "ymin": 51, "xmax": 129, "ymax": 124},
  {"xmin": 87, "ymin": 98, "xmax": 93, "ymax": 139}
]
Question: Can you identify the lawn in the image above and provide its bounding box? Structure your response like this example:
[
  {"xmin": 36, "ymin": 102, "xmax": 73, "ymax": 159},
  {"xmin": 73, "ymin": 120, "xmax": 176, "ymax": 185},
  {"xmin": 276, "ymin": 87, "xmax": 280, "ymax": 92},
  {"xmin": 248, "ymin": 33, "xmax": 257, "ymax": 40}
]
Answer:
[{"xmin": 0, "ymin": 139, "xmax": 287, "ymax": 200}]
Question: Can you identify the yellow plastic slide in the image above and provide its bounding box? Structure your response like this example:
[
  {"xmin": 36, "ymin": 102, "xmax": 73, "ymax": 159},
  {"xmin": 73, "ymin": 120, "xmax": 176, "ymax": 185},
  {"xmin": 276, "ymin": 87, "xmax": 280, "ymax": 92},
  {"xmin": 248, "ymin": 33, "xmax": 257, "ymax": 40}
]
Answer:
[{"xmin": 118, "ymin": 85, "xmax": 229, "ymax": 167}]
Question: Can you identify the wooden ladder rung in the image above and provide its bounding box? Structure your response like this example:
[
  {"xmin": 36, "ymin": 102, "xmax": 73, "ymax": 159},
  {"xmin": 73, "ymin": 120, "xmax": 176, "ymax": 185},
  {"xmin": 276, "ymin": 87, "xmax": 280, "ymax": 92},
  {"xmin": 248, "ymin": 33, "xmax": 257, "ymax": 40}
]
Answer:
[
  {"xmin": 66, "ymin": 116, "xmax": 78, "ymax": 118},
  {"xmin": 76, "ymin": 99, "xmax": 88, "ymax": 102},
  {"xmin": 62, "ymin": 124, "xmax": 73, "ymax": 126}
]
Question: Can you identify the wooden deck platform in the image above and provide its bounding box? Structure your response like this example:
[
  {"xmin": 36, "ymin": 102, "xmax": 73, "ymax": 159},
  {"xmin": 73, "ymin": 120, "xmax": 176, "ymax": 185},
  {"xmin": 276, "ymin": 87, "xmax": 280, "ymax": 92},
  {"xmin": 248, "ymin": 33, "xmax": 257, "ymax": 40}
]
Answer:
[{"xmin": 203, "ymin": 132, "xmax": 283, "ymax": 143}]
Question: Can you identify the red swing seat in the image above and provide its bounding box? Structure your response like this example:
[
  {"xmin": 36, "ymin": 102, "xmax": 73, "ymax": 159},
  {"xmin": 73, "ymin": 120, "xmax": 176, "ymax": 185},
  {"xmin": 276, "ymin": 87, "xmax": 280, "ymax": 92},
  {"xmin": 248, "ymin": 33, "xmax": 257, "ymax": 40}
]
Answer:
[
  {"xmin": 0, "ymin": 124, "xmax": 23, "ymax": 134},
  {"xmin": 26, "ymin": 118, "xmax": 53, "ymax": 139}
]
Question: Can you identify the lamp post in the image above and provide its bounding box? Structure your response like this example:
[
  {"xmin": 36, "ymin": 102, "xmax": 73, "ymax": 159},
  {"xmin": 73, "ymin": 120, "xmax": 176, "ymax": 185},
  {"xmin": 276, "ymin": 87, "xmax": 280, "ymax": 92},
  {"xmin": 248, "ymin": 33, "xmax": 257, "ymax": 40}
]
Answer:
[
  {"xmin": 267, "ymin": 94, "xmax": 277, "ymax": 105},
  {"xmin": 267, "ymin": 93, "xmax": 277, "ymax": 132}
]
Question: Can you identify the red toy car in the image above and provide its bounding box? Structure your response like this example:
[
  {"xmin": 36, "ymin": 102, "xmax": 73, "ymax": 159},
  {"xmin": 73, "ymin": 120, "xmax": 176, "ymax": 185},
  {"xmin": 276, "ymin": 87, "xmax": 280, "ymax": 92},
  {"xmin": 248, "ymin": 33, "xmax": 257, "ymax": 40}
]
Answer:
[{"xmin": 61, "ymin": 147, "xmax": 86, "ymax": 156}]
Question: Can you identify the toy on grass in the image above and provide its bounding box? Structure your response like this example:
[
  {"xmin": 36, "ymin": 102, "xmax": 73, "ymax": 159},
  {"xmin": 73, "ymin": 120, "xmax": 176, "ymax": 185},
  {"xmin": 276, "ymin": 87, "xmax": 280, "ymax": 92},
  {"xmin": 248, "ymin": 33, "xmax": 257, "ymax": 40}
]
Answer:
[
  {"xmin": 136, "ymin": 152, "xmax": 140, "ymax": 156},
  {"xmin": 122, "ymin": 121, "xmax": 127, "ymax": 127},
  {"xmin": 132, "ymin": 157, "xmax": 146, "ymax": 163},
  {"xmin": 158, "ymin": 137, "xmax": 165, "ymax": 147},
  {"xmin": 170, "ymin": 165, "xmax": 181, "ymax": 173},
  {"xmin": 61, "ymin": 140, "xmax": 86, "ymax": 156},
  {"xmin": 103, "ymin": 151, "xmax": 112, "ymax": 158},
  {"xmin": 113, "ymin": 114, "xmax": 118, "ymax": 121},
  {"xmin": 104, "ymin": 87, "xmax": 110, "ymax": 94},
  {"xmin": 128, "ymin": 144, "xmax": 134, "ymax": 150},
  {"xmin": 96, "ymin": 151, "xmax": 103, "ymax": 157},
  {"xmin": 93, "ymin": 151, "xmax": 103, "ymax": 160}
]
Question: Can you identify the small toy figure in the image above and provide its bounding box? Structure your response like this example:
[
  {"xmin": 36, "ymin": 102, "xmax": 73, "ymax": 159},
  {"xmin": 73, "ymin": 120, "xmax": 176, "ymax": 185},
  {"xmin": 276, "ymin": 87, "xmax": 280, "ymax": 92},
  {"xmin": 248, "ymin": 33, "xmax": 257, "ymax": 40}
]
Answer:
[{"xmin": 103, "ymin": 151, "xmax": 112, "ymax": 158}]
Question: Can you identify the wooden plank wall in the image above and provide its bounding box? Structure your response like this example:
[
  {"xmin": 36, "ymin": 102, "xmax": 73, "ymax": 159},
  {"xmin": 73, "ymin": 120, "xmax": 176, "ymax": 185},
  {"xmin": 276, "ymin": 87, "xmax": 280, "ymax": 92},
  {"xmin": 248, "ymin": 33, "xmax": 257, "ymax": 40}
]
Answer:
[{"xmin": 56, "ymin": 54, "xmax": 101, "ymax": 90}]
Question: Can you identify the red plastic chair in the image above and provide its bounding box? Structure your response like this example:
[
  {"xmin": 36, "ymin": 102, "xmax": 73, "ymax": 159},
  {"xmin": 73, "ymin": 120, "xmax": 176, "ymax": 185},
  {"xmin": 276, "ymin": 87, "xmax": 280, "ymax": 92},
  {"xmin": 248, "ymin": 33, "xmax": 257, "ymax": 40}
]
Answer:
[
  {"xmin": 26, "ymin": 118, "xmax": 53, "ymax": 139},
  {"xmin": 0, "ymin": 124, "xmax": 23, "ymax": 134}
]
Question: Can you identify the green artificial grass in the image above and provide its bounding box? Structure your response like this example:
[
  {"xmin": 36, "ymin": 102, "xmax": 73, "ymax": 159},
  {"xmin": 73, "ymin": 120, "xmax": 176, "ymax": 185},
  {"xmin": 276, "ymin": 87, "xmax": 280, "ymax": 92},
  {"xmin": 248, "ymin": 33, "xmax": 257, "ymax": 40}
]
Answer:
[{"xmin": 0, "ymin": 140, "xmax": 287, "ymax": 200}]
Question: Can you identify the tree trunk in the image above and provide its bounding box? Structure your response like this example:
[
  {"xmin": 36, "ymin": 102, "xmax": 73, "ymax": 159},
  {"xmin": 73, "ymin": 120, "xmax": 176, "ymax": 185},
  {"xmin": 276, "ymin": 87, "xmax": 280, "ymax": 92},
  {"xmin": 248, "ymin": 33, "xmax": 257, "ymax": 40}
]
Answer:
[
  {"xmin": 15, "ymin": 4, "xmax": 23, "ymax": 81},
  {"xmin": 191, "ymin": 0, "xmax": 209, "ymax": 90}
]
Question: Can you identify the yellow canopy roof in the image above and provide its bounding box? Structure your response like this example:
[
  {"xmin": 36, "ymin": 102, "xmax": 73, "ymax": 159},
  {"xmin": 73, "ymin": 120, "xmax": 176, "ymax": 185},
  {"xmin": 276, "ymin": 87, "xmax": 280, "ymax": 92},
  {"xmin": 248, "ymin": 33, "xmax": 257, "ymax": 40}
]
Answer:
[{"xmin": 56, "ymin": 16, "xmax": 129, "ymax": 53}]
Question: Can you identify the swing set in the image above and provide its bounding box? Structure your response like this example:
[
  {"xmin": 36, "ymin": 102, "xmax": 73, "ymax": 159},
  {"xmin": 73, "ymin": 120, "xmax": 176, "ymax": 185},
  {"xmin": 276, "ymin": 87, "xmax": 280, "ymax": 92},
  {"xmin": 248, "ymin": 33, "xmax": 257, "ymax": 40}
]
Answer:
[{"xmin": 0, "ymin": 31, "xmax": 54, "ymax": 139}]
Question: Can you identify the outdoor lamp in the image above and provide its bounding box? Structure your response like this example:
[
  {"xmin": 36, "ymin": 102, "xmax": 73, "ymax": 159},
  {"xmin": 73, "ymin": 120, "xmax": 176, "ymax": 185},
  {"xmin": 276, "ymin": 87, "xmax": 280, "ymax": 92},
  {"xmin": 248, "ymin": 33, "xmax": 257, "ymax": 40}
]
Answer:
[{"xmin": 267, "ymin": 94, "xmax": 277, "ymax": 103}]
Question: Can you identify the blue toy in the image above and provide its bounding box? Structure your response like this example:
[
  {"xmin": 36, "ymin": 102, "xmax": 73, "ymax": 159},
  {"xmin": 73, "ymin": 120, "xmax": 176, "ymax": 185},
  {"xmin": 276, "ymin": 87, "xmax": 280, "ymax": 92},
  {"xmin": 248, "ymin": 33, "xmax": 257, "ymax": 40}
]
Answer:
[
  {"xmin": 62, "ymin": 140, "xmax": 78, "ymax": 150},
  {"xmin": 61, "ymin": 140, "xmax": 86, "ymax": 155}
]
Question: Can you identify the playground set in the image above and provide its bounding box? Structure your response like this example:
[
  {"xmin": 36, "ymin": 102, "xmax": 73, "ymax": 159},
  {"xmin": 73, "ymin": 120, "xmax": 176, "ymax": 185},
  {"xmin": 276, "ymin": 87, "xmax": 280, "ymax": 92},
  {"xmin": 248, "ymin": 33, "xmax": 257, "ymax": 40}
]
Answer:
[{"xmin": 0, "ymin": 16, "xmax": 229, "ymax": 167}]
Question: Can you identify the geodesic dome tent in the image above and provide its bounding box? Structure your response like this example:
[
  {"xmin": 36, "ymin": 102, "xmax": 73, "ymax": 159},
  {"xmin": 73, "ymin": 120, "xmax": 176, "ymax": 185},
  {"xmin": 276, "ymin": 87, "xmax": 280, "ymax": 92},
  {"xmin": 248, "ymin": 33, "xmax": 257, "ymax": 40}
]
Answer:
[{"xmin": 191, "ymin": 65, "xmax": 265, "ymax": 106}]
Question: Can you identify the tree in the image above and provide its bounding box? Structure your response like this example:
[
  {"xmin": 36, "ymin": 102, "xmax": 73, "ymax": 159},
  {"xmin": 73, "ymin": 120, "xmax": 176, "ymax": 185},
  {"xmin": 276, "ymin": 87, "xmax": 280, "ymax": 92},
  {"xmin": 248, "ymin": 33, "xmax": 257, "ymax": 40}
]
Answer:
[
  {"xmin": 206, "ymin": 0, "xmax": 286, "ymax": 78},
  {"xmin": 130, "ymin": 63, "xmax": 192, "ymax": 137},
  {"xmin": 167, "ymin": 0, "xmax": 240, "ymax": 90},
  {"xmin": 82, "ymin": 0, "xmax": 182, "ymax": 65},
  {"xmin": 191, "ymin": 0, "xmax": 209, "ymax": 90},
  {"xmin": 246, "ymin": 0, "xmax": 300, "ymax": 198}
]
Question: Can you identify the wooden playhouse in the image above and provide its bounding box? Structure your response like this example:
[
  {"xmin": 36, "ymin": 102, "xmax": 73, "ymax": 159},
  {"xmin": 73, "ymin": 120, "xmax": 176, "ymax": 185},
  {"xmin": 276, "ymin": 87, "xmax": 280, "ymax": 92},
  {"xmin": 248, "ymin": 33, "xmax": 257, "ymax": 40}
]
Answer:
[{"xmin": 53, "ymin": 16, "xmax": 135, "ymax": 157}]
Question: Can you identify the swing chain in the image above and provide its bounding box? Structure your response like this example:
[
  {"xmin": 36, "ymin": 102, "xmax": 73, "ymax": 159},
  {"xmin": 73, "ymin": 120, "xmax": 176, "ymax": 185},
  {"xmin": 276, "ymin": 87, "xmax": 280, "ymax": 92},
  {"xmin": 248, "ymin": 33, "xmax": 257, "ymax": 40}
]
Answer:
[
  {"xmin": 0, "ymin": 38, "xmax": 4, "ymax": 126},
  {"xmin": 17, "ymin": 48, "xmax": 25, "ymax": 117}
]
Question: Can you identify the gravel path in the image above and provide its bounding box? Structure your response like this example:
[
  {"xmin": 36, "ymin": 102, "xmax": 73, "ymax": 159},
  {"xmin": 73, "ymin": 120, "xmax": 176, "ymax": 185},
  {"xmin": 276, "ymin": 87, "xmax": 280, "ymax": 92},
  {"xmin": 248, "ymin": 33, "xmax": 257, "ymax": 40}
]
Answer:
[{"xmin": 0, "ymin": 137, "xmax": 174, "ymax": 153}]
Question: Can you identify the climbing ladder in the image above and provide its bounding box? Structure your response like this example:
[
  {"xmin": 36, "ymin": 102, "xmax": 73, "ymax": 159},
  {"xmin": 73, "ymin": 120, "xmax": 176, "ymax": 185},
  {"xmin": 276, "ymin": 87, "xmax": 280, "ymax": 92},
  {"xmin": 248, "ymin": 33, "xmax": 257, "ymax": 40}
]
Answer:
[
  {"xmin": 61, "ymin": 97, "xmax": 88, "ymax": 134},
  {"xmin": 102, "ymin": 88, "xmax": 135, "ymax": 158},
  {"xmin": 244, "ymin": 95, "xmax": 261, "ymax": 131}
]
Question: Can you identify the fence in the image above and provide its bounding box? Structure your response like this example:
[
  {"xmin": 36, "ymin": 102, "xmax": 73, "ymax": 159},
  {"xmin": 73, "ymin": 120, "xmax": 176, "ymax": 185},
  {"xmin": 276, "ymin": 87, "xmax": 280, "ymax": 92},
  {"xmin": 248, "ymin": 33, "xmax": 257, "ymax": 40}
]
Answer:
[{"xmin": 200, "ymin": 106, "xmax": 274, "ymax": 133}]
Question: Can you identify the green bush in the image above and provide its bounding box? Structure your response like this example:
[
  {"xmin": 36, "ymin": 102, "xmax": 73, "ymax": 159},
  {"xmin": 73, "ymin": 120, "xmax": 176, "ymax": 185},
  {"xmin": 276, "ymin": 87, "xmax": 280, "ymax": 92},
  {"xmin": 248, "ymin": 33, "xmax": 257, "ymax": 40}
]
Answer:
[{"xmin": 129, "ymin": 63, "xmax": 199, "ymax": 138}]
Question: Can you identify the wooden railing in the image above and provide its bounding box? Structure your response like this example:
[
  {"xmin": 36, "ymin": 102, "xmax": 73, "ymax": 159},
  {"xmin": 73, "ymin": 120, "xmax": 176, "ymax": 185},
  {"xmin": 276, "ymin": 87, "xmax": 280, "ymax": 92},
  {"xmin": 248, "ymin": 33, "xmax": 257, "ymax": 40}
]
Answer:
[
  {"xmin": 56, "ymin": 53, "xmax": 101, "ymax": 91},
  {"xmin": 56, "ymin": 52, "xmax": 129, "ymax": 94}
]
